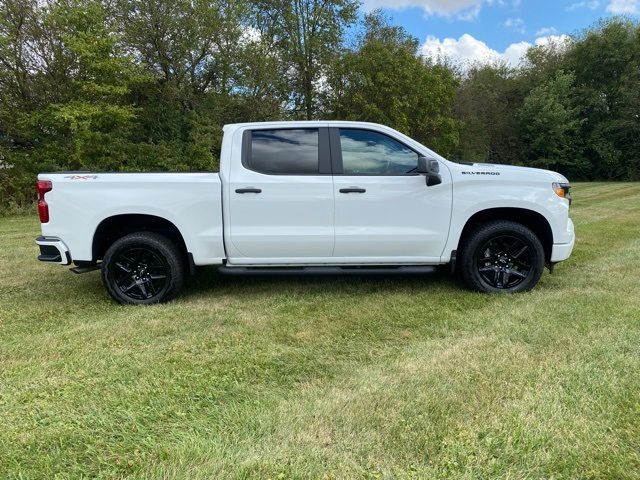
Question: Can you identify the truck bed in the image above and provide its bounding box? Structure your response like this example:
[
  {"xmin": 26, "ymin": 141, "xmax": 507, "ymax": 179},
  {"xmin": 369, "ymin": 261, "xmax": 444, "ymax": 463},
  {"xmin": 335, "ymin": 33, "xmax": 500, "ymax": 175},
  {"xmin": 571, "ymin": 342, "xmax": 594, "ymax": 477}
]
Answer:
[{"xmin": 37, "ymin": 172, "xmax": 226, "ymax": 266}]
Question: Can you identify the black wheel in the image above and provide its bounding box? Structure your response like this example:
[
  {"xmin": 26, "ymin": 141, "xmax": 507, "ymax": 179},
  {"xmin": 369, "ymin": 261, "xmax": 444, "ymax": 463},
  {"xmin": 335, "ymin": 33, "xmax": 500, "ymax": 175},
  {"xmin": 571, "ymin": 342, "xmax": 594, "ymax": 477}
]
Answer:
[
  {"xmin": 459, "ymin": 221, "xmax": 545, "ymax": 293},
  {"xmin": 101, "ymin": 232, "xmax": 185, "ymax": 305}
]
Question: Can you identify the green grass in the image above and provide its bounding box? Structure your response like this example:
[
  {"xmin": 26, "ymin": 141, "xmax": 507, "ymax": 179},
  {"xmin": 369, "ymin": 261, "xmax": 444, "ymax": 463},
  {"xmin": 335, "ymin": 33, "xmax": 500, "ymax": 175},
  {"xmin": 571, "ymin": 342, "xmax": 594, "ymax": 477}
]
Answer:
[{"xmin": 1, "ymin": 182, "xmax": 639, "ymax": 479}]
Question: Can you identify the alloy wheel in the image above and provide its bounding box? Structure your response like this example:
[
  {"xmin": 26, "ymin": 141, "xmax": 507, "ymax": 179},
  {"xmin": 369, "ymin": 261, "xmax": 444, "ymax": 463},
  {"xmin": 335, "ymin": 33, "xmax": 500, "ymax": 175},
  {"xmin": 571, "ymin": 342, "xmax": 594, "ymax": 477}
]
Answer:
[
  {"xmin": 109, "ymin": 246, "xmax": 171, "ymax": 301},
  {"xmin": 476, "ymin": 235, "xmax": 534, "ymax": 289}
]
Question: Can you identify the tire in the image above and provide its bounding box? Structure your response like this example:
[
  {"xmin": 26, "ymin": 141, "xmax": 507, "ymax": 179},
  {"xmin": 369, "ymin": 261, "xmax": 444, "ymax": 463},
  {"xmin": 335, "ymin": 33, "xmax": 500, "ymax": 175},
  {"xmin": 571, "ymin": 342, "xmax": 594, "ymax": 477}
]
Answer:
[
  {"xmin": 459, "ymin": 220, "xmax": 545, "ymax": 293},
  {"xmin": 101, "ymin": 232, "xmax": 185, "ymax": 305}
]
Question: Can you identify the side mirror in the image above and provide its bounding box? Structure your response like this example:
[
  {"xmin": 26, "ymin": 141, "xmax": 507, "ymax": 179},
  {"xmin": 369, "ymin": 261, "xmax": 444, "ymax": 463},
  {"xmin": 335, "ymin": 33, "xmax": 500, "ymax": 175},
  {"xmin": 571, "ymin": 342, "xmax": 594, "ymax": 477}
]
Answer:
[{"xmin": 417, "ymin": 156, "xmax": 442, "ymax": 187}]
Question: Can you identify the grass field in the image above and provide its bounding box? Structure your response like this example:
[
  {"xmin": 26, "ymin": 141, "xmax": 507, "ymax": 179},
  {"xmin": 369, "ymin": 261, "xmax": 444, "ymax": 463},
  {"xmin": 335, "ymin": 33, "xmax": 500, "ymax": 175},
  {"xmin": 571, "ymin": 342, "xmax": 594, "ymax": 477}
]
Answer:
[{"xmin": 1, "ymin": 182, "xmax": 639, "ymax": 479}]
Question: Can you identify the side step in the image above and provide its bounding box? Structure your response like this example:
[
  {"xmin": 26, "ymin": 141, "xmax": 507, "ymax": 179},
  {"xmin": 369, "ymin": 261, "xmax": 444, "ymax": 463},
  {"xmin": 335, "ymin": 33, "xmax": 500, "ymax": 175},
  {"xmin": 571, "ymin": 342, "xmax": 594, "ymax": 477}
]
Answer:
[
  {"xmin": 70, "ymin": 264, "xmax": 101, "ymax": 274},
  {"xmin": 217, "ymin": 265, "xmax": 437, "ymax": 276}
]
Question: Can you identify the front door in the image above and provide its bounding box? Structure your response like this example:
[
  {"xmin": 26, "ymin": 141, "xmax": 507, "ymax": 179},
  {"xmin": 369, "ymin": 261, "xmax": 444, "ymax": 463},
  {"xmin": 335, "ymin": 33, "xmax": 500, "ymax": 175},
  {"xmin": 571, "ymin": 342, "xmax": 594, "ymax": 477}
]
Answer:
[
  {"xmin": 331, "ymin": 128, "xmax": 452, "ymax": 262},
  {"xmin": 227, "ymin": 127, "xmax": 335, "ymax": 263}
]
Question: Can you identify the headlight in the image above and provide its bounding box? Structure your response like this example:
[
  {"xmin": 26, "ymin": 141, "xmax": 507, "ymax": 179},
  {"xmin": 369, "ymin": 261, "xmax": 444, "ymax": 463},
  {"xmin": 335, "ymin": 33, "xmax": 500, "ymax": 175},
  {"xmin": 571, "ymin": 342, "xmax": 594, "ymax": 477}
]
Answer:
[{"xmin": 552, "ymin": 182, "xmax": 571, "ymax": 205}]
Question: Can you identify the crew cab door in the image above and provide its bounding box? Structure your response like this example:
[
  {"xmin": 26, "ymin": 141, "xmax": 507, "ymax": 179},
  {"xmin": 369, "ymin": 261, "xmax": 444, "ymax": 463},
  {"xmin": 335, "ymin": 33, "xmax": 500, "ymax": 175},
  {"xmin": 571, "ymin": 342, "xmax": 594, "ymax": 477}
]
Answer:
[
  {"xmin": 330, "ymin": 128, "xmax": 452, "ymax": 262},
  {"xmin": 226, "ymin": 127, "xmax": 335, "ymax": 262}
]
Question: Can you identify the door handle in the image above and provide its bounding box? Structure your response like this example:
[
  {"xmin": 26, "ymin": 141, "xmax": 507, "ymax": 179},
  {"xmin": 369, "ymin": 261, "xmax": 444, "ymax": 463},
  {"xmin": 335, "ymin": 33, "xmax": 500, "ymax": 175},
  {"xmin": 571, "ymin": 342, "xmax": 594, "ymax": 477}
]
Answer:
[
  {"xmin": 339, "ymin": 187, "xmax": 366, "ymax": 194},
  {"xmin": 235, "ymin": 188, "xmax": 262, "ymax": 194}
]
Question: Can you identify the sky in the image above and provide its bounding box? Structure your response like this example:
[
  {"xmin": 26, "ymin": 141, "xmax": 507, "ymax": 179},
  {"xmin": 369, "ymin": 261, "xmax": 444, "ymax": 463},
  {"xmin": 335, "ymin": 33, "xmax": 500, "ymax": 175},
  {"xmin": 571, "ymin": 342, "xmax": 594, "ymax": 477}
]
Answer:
[{"xmin": 360, "ymin": 0, "xmax": 640, "ymax": 67}]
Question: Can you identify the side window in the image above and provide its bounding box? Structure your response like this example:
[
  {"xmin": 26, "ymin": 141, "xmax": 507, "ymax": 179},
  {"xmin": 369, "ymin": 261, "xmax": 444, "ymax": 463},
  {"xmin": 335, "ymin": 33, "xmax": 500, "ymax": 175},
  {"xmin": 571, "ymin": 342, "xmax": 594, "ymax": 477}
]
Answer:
[
  {"xmin": 339, "ymin": 129, "xmax": 419, "ymax": 175},
  {"xmin": 248, "ymin": 129, "xmax": 319, "ymax": 174}
]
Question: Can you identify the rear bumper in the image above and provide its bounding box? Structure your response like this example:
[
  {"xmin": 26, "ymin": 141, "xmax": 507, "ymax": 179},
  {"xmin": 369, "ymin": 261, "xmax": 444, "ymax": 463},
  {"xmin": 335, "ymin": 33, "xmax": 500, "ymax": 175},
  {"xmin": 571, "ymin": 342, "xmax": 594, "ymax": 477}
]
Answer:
[
  {"xmin": 551, "ymin": 218, "xmax": 575, "ymax": 262},
  {"xmin": 36, "ymin": 236, "xmax": 71, "ymax": 265}
]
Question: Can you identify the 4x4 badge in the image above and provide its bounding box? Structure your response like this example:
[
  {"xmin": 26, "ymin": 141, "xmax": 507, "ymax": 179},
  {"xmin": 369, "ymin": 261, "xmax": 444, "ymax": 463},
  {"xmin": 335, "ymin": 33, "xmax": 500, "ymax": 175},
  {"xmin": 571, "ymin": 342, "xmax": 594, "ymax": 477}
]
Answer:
[{"xmin": 64, "ymin": 175, "xmax": 98, "ymax": 180}]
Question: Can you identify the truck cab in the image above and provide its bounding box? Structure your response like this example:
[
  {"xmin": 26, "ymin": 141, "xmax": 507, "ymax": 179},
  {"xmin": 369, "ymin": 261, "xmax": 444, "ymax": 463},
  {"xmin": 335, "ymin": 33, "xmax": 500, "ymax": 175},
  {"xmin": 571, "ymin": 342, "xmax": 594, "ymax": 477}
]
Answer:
[{"xmin": 36, "ymin": 121, "xmax": 575, "ymax": 304}]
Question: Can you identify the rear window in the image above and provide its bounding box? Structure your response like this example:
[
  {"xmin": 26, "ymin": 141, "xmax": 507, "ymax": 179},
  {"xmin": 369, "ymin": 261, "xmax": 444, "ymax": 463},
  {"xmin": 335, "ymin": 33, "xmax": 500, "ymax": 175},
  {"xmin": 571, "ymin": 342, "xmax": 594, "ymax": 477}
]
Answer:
[{"xmin": 248, "ymin": 129, "xmax": 319, "ymax": 174}]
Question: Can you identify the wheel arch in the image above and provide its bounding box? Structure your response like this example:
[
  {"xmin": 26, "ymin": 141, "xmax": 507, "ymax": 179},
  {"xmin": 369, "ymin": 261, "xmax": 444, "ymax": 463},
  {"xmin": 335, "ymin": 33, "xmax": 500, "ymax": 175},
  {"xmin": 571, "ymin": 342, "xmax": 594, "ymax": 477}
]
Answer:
[
  {"xmin": 456, "ymin": 207, "xmax": 554, "ymax": 262},
  {"xmin": 92, "ymin": 214, "xmax": 189, "ymax": 263}
]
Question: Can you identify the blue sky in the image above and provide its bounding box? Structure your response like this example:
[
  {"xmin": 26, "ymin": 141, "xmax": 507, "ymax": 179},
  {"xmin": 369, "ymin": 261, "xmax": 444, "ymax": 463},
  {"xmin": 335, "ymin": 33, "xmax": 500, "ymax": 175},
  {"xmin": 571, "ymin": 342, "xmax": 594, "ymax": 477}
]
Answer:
[{"xmin": 360, "ymin": 0, "xmax": 639, "ymax": 67}]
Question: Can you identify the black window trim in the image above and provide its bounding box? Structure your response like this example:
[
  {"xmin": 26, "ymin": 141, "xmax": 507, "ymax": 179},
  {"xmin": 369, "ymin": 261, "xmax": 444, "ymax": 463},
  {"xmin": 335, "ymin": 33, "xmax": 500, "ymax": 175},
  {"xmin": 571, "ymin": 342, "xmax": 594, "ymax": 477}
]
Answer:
[
  {"xmin": 241, "ymin": 127, "xmax": 332, "ymax": 176},
  {"xmin": 329, "ymin": 127, "xmax": 422, "ymax": 177}
]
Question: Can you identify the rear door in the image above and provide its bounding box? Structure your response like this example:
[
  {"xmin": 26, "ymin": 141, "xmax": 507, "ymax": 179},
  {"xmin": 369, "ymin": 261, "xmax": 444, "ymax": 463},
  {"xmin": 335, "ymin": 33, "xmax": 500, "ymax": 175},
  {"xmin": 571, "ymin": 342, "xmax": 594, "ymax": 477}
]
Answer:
[
  {"xmin": 330, "ymin": 127, "xmax": 452, "ymax": 262},
  {"xmin": 226, "ymin": 127, "xmax": 335, "ymax": 263}
]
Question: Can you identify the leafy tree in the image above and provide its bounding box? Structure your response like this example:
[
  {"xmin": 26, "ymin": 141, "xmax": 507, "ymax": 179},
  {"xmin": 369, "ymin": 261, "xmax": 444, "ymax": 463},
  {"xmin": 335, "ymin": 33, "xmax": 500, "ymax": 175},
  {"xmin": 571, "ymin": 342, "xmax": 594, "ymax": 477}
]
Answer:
[
  {"xmin": 113, "ymin": 0, "xmax": 250, "ymax": 169},
  {"xmin": 519, "ymin": 71, "xmax": 585, "ymax": 176},
  {"xmin": 47, "ymin": 1, "xmax": 142, "ymax": 169},
  {"xmin": 255, "ymin": 0, "xmax": 358, "ymax": 119},
  {"xmin": 115, "ymin": 0, "xmax": 247, "ymax": 94},
  {"xmin": 521, "ymin": 36, "xmax": 573, "ymax": 87},
  {"xmin": 2, "ymin": 3, "xmax": 640, "ymax": 209},
  {"xmin": 615, "ymin": 64, "xmax": 640, "ymax": 179},
  {"xmin": 566, "ymin": 18, "xmax": 640, "ymax": 179},
  {"xmin": 0, "ymin": 0, "xmax": 141, "ymax": 205},
  {"xmin": 327, "ymin": 11, "xmax": 459, "ymax": 155},
  {"xmin": 114, "ymin": 0, "xmax": 287, "ymax": 169},
  {"xmin": 452, "ymin": 64, "xmax": 524, "ymax": 165}
]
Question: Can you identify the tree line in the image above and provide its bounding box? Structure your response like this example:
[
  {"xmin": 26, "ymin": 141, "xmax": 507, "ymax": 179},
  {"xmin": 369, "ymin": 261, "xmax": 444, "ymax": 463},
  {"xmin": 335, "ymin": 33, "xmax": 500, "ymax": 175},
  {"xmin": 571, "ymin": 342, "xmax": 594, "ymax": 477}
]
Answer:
[{"xmin": 1, "ymin": 0, "xmax": 639, "ymax": 208}]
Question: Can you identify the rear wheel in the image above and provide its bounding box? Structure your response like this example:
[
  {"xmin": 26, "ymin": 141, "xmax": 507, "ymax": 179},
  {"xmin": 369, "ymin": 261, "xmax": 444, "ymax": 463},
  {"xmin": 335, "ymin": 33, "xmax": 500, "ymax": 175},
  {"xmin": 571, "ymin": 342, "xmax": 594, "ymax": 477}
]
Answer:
[
  {"xmin": 101, "ymin": 232, "xmax": 185, "ymax": 304},
  {"xmin": 459, "ymin": 220, "xmax": 545, "ymax": 293}
]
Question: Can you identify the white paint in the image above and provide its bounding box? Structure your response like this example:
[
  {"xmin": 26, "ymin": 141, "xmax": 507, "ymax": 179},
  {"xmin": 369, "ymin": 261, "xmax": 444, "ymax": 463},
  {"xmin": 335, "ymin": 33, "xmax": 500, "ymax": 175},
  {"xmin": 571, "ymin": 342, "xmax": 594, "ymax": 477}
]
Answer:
[
  {"xmin": 38, "ymin": 172, "xmax": 226, "ymax": 265},
  {"xmin": 38, "ymin": 121, "xmax": 575, "ymax": 271}
]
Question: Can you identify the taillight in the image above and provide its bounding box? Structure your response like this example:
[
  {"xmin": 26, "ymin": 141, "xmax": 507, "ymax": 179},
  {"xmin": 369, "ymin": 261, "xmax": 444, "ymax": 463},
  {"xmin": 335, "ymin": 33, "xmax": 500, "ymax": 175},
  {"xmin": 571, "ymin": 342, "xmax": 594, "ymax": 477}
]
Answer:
[{"xmin": 36, "ymin": 180, "xmax": 52, "ymax": 223}]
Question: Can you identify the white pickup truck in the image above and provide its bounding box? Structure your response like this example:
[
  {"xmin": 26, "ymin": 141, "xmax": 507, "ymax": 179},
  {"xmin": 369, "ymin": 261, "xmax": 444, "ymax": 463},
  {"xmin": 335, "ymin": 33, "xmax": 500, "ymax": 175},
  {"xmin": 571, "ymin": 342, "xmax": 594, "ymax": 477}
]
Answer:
[{"xmin": 35, "ymin": 121, "xmax": 575, "ymax": 304}]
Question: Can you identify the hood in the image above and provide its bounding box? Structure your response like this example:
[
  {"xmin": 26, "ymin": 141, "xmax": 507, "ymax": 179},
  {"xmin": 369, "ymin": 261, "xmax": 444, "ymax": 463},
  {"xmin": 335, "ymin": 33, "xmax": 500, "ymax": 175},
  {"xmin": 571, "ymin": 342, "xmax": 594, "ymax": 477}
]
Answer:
[{"xmin": 456, "ymin": 162, "xmax": 569, "ymax": 183}]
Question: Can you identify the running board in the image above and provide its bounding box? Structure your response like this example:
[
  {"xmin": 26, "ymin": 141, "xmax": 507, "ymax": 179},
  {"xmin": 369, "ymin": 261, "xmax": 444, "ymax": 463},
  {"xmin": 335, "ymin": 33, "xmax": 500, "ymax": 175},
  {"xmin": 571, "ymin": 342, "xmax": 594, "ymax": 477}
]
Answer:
[
  {"xmin": 217, "ymin": 265, "xmax": 437, "ymax": 276},
  {"xmin": 70, "ymin": 264, "xmax": 101, "ymax": 274}
]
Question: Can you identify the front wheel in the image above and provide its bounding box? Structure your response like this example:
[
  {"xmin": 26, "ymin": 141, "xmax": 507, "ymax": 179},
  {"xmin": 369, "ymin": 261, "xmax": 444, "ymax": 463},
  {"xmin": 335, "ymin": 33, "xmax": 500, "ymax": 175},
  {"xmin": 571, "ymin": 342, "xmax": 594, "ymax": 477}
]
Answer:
[
  {"xmin": 459, "ymin": 221, "xmax": 545, "ymax": 293},
  {"xmin": 101, "ymin": 232, "xmax": 185, "ymax": 304}
]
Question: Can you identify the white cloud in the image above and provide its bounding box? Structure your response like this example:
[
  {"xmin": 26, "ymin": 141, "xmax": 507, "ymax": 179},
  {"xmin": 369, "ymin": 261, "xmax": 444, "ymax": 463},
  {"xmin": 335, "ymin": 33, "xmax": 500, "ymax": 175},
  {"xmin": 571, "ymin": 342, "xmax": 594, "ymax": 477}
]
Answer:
[
  {"xmin": 534, "ymin": 34, "xmax": 572, "ymax": 46},
  {"xmin": 360, "ymin": 0, "xmax": 519, "ymax": 18},
  {"xmin": 421, "ymin": 34, "xmax": 497, "ymax": 65},
  {"xmin": 420, "ymin": 33, "xmax": 571, "ymax": 69},
  {"xmin": 361, "ymin": 0, "xmax": 482, "ymax": 17},
  {"xmin": 502, "ymin": 41, "xmax": 532, "ymax": 65},
  {"xmin": 567, "ymin": 1, "xmax": 600, "ymax": 11},
  {"xmin": 536, "ymin": 26, "xmax": 557, "ymax": 36},
  {"xmin": 456, "ymin": 3, "xmax": 482, "ymax": 20},
  {"xmin": 504, "ymin": 17, "xmax": 525, "ymax": 33},
  {"xmin": 487, "ymin": 0, "xmax": 522, "ymax": 6},
  {"xmin": 606, "ymin": 0, "xmax": 639, "ymax": 13}
]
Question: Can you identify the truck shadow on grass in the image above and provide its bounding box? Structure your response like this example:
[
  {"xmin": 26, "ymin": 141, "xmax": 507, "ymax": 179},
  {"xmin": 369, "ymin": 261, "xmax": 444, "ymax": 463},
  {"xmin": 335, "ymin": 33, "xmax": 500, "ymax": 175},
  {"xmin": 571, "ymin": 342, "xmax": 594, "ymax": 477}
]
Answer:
[
  {"xmin": 182, "ymin": 265, "xmax": 460, "ymax": 300},
  {"xmin": 63, "ymin": 265, "xmax": 461, "ymax": 306}
]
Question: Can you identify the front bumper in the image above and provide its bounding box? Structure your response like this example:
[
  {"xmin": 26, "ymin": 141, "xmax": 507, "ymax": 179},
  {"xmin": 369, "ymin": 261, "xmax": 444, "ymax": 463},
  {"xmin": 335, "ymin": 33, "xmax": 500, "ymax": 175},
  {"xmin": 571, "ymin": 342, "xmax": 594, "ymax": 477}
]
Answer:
[
  {"xmin": 36, "ymin": 236, "xmax": 71, "ymax": 265},
  {"xmin": 551, "ymin": 218, "xmax": 575, "ymax": 262}
]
